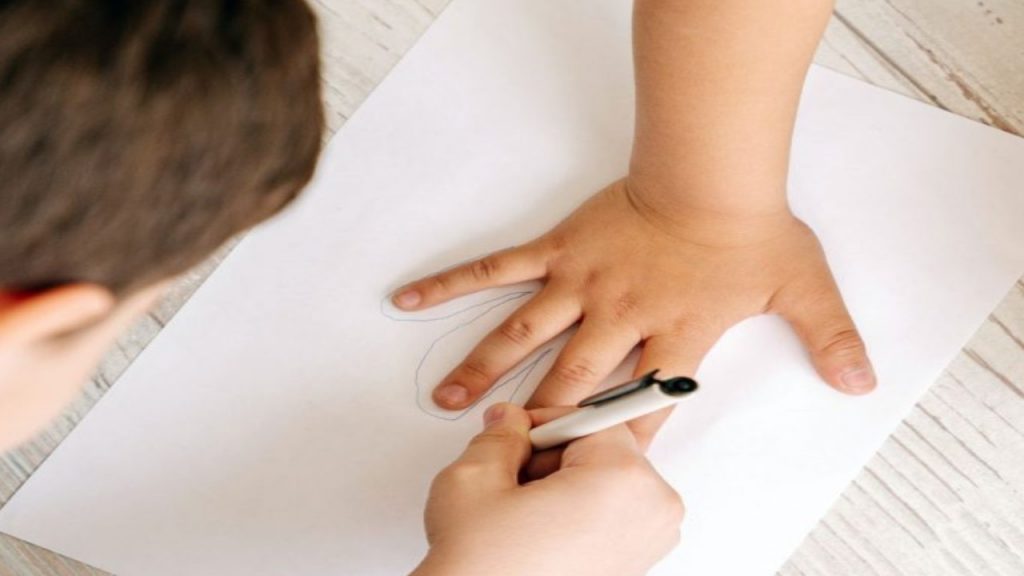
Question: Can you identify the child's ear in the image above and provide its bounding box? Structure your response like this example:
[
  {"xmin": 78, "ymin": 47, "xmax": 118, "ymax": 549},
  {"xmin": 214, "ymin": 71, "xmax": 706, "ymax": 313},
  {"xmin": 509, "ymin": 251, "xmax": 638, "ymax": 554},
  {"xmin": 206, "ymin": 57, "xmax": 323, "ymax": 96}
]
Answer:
[{"xmin": 0, "ymin": 284, "xmax": 114, "ymax": 346}]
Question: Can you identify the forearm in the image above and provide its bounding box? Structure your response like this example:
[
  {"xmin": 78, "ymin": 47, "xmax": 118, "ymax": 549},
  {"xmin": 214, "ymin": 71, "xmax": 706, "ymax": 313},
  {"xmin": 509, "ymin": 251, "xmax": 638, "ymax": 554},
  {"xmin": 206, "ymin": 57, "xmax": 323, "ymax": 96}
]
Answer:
[{"xmin": 629, "ymin": 0, "xmax": 833, "ymax": 221}]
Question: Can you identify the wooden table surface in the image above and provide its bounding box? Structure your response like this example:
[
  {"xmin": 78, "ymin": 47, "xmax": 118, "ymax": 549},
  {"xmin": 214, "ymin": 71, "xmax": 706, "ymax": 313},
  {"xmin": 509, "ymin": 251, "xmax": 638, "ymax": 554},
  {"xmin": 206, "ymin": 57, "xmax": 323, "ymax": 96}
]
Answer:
[{"xmin": 1, "ymin": 1, "xmax": 1022, "ymax": 574}]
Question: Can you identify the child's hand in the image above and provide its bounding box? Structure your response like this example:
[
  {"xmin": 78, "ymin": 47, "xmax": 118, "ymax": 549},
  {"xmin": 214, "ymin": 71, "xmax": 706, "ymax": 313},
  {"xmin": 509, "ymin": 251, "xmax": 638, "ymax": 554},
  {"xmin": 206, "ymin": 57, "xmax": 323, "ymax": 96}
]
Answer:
[
  {"xmin": 412, "ymin": 403, "xmax": 683, "ymax": 576},
  {"xmin": 393, "ymin": 179, "xmax": 874, "ymax": 446}
]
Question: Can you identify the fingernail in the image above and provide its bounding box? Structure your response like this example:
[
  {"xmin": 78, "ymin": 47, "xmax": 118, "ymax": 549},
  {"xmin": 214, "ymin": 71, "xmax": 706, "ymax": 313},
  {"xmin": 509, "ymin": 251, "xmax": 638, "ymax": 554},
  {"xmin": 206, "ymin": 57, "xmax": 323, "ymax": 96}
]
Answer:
[
  {"xmin": 393, "ymin": 289, "xmax": 421, "ymax": 309},
  {"xmin": 435, "ymin": 384, "xmax": 469, "ymax": 408},
  {"xmin": 483, "ymin": 404, "xmax": 505, "ymax": 426},
  {"xmin": 839, "ymin": 367, "xmax": 876, "ymax": 393}
]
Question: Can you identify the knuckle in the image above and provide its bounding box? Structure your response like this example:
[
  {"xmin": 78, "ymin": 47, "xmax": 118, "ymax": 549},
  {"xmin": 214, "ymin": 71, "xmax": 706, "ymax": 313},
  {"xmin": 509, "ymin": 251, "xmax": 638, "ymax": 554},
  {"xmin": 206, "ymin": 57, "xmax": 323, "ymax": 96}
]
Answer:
[
  {"xmin": 610, "ymin": 291, "xmax": 641, "ymax": 320},
  {"xmin": 470, "ymin": 256, "xmax": 502, "ymax": 282},
  {"xmin": 437, "ymin": 461, "xmax": 486, "ymax": 485},
  {"xmin": 817, "ymin": 327, "xmax": 865, "ymax": 358},
  {"xmin": 608, "ymin": 462, "xmax": 684, "ymax": 523},
  {"xmin": 551, "ymin": 360, "xmax": 600, "ymax": 389},
  {"xmin": 620, "ymin": 461, "xmax": 678, "ymax": 499},
  {"xmin": 604, "ymin": 457, "xmax": 652, "ymax": 484},
  {"xmin": 668, "ymin": 316, "xmax": 691, "ymax": 336},
  {"xmin": 548, "ymin": 234, "xmax": 568, "ymax": 252},
  {"xmin": 430, "ymin": 274, "xmax": 453, "ymax": 294},
  {"xmin": 666, "ymin": 314, "xmax": 716, "ymax": 339},
  {"xmin": 498, "ymin": 317, "xmax": 536, "ymax": 346},
  {"xmin": 457, "ymin": 358, "xmax": 493, "ymax": 384},
  {"xmin": 774, "ymin": 280, "xmax": 832, "ymax": 314}
]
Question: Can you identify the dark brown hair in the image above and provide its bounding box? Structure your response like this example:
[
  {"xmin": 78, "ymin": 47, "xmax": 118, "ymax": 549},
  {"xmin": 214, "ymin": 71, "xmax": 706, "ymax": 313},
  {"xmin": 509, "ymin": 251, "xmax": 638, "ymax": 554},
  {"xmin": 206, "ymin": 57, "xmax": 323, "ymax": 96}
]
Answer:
[{"xmin": 0, "ymin": 0, "xmax": 324, "ymax": 296}]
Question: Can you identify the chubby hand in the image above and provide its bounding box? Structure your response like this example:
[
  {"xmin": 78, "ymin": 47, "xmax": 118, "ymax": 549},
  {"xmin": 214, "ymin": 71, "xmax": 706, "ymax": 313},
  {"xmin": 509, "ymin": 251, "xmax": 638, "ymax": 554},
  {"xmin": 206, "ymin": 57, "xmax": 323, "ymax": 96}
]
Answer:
[
  {"xmin": 411, "ymin": 403, "xmax": 683, "ymax": 576},
  {"xmin": 393, "ymin": 179, "xmax": 875, "ymax": 445}
]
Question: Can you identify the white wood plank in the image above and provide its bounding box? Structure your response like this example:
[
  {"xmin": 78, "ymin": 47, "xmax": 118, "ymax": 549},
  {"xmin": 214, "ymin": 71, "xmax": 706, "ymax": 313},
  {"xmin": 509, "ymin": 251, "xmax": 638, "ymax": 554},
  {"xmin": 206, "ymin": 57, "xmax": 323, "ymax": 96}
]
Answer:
[{"xmin": 830, "ymin": 0, "xmax": 1023, "ymax": 135}]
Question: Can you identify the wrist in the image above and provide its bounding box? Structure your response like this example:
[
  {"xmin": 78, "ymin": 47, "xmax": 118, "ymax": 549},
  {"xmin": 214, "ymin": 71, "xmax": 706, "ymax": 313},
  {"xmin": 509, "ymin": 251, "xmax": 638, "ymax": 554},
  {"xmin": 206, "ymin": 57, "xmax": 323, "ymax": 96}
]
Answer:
[
  {"xmin": 625, "ymin": 152, "xmax": 791, "ymax": 216},
  {"xmin": 620, "ymin": 176, "xmax": 796, "ymax": 247}
]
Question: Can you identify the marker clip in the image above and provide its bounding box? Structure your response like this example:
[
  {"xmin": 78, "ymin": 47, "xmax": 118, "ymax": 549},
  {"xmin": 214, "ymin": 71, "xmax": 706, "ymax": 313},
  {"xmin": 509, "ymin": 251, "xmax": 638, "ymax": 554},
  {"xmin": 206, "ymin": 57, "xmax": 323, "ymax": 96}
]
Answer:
[
  {"xmin": 577, "ymin": 370, "xmax": 662, "ymax": 408},
  {"xmin": 576, "ymin": 370, "xmax": 699, "ymax": 408}
]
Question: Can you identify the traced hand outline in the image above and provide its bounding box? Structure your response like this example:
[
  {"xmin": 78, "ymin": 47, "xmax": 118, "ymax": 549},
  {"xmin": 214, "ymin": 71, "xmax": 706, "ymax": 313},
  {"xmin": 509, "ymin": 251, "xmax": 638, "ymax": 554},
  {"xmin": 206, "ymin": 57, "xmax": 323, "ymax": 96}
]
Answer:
[{"xmin": 380, "ymin": 288, "xmax": 558, "ymax": 421}]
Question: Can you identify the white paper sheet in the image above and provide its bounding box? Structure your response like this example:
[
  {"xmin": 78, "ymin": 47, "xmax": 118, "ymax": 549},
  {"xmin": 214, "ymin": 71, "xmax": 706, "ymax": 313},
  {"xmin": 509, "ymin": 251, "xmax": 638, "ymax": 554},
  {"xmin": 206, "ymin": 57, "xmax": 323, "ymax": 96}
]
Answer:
[{"xmin": 2, "ymin": 1, "xmax": 1023, "ymax": 574}]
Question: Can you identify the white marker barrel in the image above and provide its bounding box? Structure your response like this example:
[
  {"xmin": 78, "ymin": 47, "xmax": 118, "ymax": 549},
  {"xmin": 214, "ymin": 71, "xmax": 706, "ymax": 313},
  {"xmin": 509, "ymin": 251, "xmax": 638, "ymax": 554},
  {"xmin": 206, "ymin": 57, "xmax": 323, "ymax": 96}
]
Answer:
[{"xmin": 529, "ymin": 381, "xmax": 693, "ymax": 450}]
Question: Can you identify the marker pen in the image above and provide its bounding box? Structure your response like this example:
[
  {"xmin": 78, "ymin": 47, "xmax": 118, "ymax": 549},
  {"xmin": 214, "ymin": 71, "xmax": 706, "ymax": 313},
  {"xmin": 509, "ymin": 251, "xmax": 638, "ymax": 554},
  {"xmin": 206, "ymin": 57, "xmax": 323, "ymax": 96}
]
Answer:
[{"xmin": 529, "ymin": 370, "xmax": 698, "ymax": 450}]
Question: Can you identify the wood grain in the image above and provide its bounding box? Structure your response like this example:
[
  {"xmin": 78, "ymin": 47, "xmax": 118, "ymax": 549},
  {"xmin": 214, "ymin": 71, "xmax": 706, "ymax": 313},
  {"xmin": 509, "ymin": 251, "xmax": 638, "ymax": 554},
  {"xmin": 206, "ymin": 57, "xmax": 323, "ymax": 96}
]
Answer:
[{"xmin": 1, "ymin": 0, "xmax": 1021, "ymax": 574}]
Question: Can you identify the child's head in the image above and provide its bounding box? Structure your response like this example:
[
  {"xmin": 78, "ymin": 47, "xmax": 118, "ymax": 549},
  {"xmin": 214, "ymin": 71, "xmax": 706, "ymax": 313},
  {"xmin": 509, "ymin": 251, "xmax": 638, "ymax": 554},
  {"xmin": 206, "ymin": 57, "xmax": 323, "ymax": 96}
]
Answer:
[{"xmin": 0, "ymin": 0, "xmax": 324, "ymax": 449}]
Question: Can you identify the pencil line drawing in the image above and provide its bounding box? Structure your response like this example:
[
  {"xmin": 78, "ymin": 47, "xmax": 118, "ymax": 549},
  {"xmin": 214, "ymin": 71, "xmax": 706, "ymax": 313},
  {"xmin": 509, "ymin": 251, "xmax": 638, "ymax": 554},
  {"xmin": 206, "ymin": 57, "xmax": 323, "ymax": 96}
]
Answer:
[{"xmin": 381, "ymin": 290, "xmax": 556, "ymax": 420}]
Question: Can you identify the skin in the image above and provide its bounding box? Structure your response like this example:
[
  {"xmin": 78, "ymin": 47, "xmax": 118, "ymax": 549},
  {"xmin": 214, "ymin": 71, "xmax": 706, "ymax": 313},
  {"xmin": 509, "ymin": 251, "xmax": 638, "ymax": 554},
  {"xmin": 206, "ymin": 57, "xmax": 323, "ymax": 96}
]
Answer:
[
  {"xmin": 0, "ymin": 284, "xmax": 163, "ymax": 451},
  {"xmin": 393, "ymin": 0, "xmax": 875, "ymax": 448},
  {"xmin": 413, "ymin": 403, "xmax": 682, "ymax": 576}
]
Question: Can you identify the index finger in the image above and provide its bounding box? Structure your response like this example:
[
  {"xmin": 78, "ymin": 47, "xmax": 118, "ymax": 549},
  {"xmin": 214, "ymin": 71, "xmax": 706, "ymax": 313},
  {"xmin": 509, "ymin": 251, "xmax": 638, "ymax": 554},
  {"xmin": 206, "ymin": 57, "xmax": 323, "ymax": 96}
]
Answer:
[{"xmin": 392, "ymin": 243, "xmax": 551, "ymax": 310}]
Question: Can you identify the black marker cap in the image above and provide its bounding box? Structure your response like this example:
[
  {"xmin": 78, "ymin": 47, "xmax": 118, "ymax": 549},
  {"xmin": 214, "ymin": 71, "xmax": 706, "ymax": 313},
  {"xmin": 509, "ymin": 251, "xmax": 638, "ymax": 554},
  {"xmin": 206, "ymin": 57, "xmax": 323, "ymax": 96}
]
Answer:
[{"xmin": 659, "ymin": 376, "xmax": 698, "ymax": 396}]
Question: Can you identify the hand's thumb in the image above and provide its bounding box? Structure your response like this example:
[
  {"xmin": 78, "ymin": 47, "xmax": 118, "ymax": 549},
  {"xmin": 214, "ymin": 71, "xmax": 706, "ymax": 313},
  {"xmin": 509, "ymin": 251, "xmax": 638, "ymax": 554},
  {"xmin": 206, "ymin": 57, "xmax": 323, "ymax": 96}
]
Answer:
[
  {"xmin": 776, "ymin": 279, "xmax": 876, "ymax": 395},
  {"xmin": 451, "ymin": 403, "xmax": 532, "ymax": 488}
]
